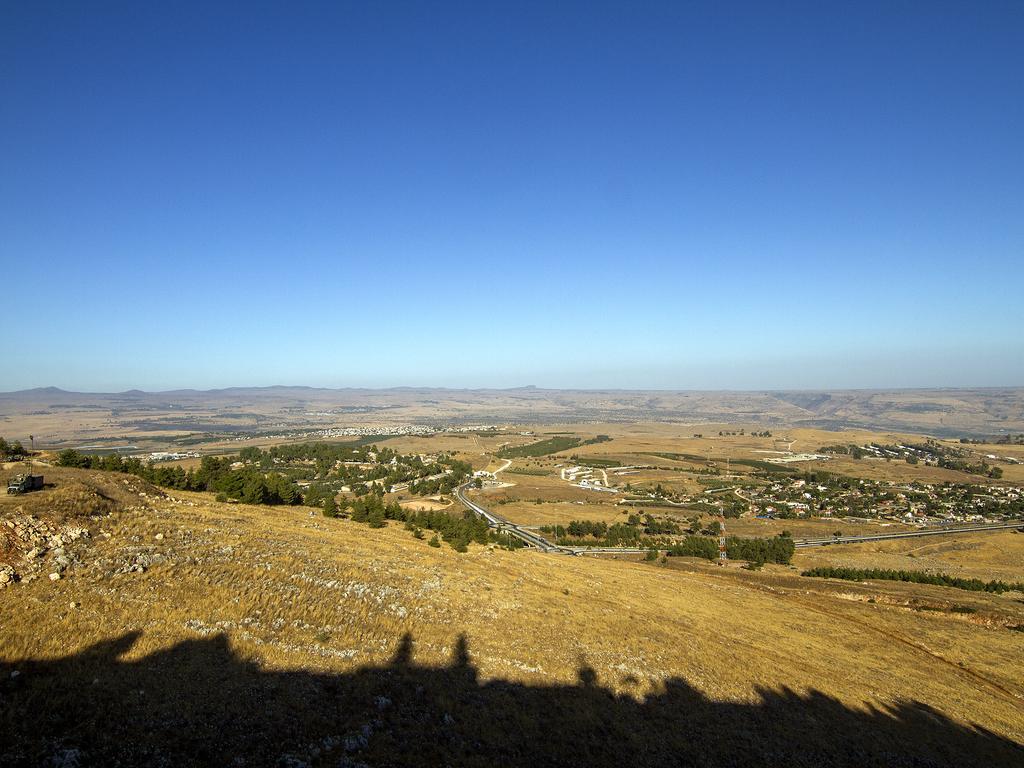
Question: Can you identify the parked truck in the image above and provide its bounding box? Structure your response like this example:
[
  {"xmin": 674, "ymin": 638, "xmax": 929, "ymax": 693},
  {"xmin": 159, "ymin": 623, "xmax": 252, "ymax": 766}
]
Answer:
[{"xmin": 7, "ymin": 474, "xmax": 43, "ymax": 494}]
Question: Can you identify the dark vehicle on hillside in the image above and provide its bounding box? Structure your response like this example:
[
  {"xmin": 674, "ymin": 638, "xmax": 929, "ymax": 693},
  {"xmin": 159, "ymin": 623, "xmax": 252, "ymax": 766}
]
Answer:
[{"xmin": 7, "ymin": 474, "xmax": 44, "ymax": 495}]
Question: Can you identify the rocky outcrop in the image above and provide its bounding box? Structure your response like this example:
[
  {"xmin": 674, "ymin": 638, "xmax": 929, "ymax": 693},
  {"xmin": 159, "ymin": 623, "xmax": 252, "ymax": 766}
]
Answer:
[{"xmin": 1, "ymin": 515, "xmax": 90, "ymax": 585}]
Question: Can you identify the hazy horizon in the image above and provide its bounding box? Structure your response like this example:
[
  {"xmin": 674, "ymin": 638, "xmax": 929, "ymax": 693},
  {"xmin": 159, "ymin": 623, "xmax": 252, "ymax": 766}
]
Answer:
[{"xmin": 5, "ymin": 380, "xmax": 1024, "ymax": 397}]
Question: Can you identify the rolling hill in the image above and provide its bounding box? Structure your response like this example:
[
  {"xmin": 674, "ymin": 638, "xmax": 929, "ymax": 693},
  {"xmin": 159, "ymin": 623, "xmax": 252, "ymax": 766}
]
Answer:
[{"xmin": 1, "ymin": 467, "xmax": 1022, "ymax": 766}]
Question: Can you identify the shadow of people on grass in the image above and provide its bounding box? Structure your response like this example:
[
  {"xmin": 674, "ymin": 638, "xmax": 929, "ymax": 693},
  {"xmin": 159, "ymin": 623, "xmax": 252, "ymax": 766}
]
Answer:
[{"xmin": 1, "ymin": 631, "xmax": 1020, "ymax": 767}]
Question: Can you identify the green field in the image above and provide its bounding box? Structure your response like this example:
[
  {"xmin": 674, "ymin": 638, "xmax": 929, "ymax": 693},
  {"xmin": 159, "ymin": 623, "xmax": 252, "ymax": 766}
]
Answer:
[{"xmin": 497, "ymin": 436, "xmax": 582, "ymax": 458}]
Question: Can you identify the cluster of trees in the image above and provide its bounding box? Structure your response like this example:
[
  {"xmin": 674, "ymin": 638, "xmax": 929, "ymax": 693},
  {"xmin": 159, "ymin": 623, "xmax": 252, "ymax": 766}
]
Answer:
[
  {"xmin": 497, "ymin": 436, "xmax": 583, "ymax": 458},
  {"xmin": 801, "ymin": 566, "xmax": 1024, "ymax": 595},
  {"xmin": 715, "ymin": 429, "xmax": 774, "ymax": 438},
  {"xmin": 234, "ymin": 441, "xmax": 472, "ymax": 497},
  {"xmin": 817, "ymin": 441, "xmax": 1004, "ymax": 479},
  {"xmin": 992, "ymin": 434, "xmax": 1024, "ymax": 445},
  {"xmin": 725, "ymin": 534, "xmax": 794, "ymax": 565},
  {"xmin": 666, "ymin": 533, "xmax": 794, "ymax": 564},
  {"xmin": 936, "ymin": 457, "xmax": 1003, "ymax": 479},
  {"xmin": 301, "ymin": 482, "xmax": 341, "ymax": 511},
  {"xmin": 537, "ymin": 514, "xmax": 792, "ymax": 564},
  {"xmin": 0, "ymin": 436, "xmax": 30, "ymax": 460},
  {"xmin": 956, "ymin": 434, "xmax": 1024, "ymax": 446},
  {"xmin": 637, "ymin": 513, "xmax": 682, "ymax": 535},
  {"xmin": 323, "ymin": 493, "xmax": 518, "ymax": 552},
  {"xmin": 818, "ymin": 444, "xmax": 869, "ymax": 459},
  {"xmin": 55, "ymin": 451, "xmax": 304, "ymax": 506},
  {"xmin": 564, "ymin": 520, "xmax": 609, "ymax": 538},
  {"xmin": 540, "ymin": 520, "xmax": 645, "ymax": 547},
  {"xmin": 407, "ymin": 460, "xmax": 472, "ymax": 496},
  {"xmin": 959, "ymin": 435, "xmax": 1024, "ymax": 446},
  {"xmin": 665, "ymin": 536, "xmax": 719, "ymax": 560},
  {"xmin": 540, "ymin": 513, "xmax": 684, "ymax": 546}
]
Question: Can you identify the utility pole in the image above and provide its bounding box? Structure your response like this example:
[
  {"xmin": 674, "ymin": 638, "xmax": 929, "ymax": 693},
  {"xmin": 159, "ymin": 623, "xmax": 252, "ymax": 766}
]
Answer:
[{"xmin": 718, "ymin": 519, "xmax": 727, "ymax": 565}]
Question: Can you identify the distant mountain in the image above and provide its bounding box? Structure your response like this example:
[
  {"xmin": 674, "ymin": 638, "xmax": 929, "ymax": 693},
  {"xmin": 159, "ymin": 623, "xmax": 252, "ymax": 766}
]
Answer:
[{"xmin": 1, "ymin": 386, "xmax": 70, "ymax": 396}]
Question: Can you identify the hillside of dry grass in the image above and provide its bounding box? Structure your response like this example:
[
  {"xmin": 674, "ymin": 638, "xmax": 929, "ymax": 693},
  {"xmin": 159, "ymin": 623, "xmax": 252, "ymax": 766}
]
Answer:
[
  {"xmin": 793, "ymin": 529, "xmax": 1024, "ymax": 583},
  {"xmin": 1, "ymin": 467, "xmax": 1022, "ymax": 766}
]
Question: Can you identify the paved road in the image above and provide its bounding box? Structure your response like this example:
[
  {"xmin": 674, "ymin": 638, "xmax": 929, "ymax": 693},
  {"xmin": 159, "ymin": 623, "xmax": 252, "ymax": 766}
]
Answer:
[
  {"xmin": 455, "ymin": 483, "xmax": 572, "ymax": 554},
  {"xmin": 793, "ymin": 522, "xmax": 1023, "ymax": 548},
  {"xmin": 456, "ymin": 484, "xmax": 1021, "ymax": 557},
  {"xmin": 570, "ymin": 523, "xmax": 1024, "ymax": 556}
]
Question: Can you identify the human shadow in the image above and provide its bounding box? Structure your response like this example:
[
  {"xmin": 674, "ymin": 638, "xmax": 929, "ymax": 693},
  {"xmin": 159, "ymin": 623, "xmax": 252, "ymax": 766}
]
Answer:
[{"xmin": 0, "ymin": 631, "xmax": 1020, "ymax": 767}]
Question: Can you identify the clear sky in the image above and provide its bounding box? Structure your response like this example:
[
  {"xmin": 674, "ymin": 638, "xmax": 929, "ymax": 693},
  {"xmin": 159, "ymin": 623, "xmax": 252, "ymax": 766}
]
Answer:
[{"xmin": 2, "ymin": 1, "xmax": 1022, "ymax": 392}]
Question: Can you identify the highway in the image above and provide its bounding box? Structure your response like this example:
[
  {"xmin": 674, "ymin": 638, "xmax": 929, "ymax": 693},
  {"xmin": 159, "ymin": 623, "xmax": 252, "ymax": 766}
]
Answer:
[
  {"xmin": 566, "ymin": 523, "xmax": 1023, "ymax": 556},
  {"xmin": 792, "ymin": 522, "xmax": 1023, "ymax": 548},
  {"xmin": 454, "ymin": 483, "xmax": 573, "ymax": 554},
  {"xmin": 456, "ymin": 483, "xmax": 1021, "ymax": 557}
]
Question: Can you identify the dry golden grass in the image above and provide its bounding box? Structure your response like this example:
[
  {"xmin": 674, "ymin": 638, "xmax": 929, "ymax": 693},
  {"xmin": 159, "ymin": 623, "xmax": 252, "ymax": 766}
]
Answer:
[
  {"xmin": 376, "ymin": 433, "xmax": 484, "ymax": 455},
  {"xmin": 794, "ymin": 529, "xmax": 1024, "ymax": 583},
  {"xmin": 724, "ymin": 516, "xmax": 916, "ymax": 539},
  {"xmin": 1, "ymin": 468, "xmax": 1022, "ymax": 756},
  {"xmin": 610, "ymin": 468, "xmax": 703, "ymax": 493},
  {"xmin": 492, "ymin": 500, "xmax": 630, "ymax": 527},
  {"xmin": 397, "ymin": 497, "xmax": 452, "ymax": 512},
  {"xmin": 802, "ymin": 455, "xmax": 1002, "ymax": 484},
  {"xmin": 482, "ymin": 424, "xmax": 1017, "ymax": 488},
  {"xmin": 478, "ymin": 472, "xmax": 601, "ymax": 503}
]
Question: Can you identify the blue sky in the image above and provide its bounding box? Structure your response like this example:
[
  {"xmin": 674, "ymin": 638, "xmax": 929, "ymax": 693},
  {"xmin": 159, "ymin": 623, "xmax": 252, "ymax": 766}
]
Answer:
[{"xmin": 2, "ymin": 1, "xmax": 1022, "ymax": 391}]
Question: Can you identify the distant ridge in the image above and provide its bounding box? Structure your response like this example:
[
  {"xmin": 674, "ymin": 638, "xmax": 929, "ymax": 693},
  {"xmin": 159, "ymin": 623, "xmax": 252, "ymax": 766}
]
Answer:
[
  {"xmin": 1, "ymin": 386, "xmax": 71, "ymax": 396},
  {"xmin": 1, "ymin": 384, "xmax": 1022, "ymax": 397}
]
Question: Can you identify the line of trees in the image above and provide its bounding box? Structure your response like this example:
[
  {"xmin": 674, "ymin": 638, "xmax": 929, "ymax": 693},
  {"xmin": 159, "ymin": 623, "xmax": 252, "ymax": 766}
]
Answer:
[
  {"xmin": 325, "ymin": 493, "xmax": 521, "ymax": 552},
  {"xmin": 55, "ymin": 451, "xmax": 304, "ymax": 506},
  {"xmin": 537, "ymin": 515, "xmax": 794, "ymax": 564},
  {"xmin": 540, "ymin": 514, "xmax": 684, "ymax": 547},
  {"xmin": 540, "ymin": 521, "xmax": 646, "ymax": 547},
  {"xmin": 666, "ymin": 534, "xmax": 794, "ymax": 564},
  {"xmin": 497, "ymin": 436, "xmax": 582, "ymax": 458},
  {"xmin": 801, "ymin": 566, "xmax": 1024, "ymax": 594}
]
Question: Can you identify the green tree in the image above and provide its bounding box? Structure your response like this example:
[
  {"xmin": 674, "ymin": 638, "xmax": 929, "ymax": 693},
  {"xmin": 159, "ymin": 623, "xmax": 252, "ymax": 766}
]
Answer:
[
  {"xmin": 323, "ymin": 496, "xmax": 339, "ymax": 517},
  {"xmin": 241, "ymin": 479, "xmax": 268, "ymax": 505}
]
